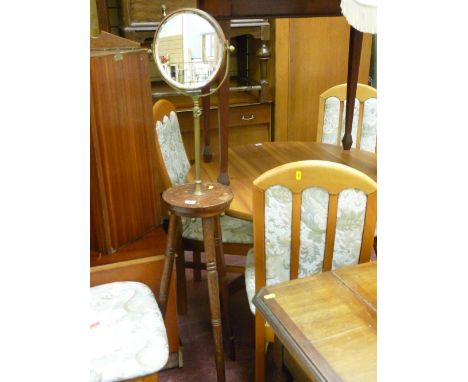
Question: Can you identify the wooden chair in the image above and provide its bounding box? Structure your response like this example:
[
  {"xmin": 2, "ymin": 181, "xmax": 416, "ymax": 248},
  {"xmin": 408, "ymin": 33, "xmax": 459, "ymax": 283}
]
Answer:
[
  {"xmin": 90, "ymin": 282, "xmax": 168, "ymax": 382},
  {"xmin": 152, "ymin": 99, "xmax": 253, "ymax": 358},
  {"xmin": 244, "ymin": 160, "xmax": 377, "ymax": 382},
  {"xmin": 316, "ymin": 83, "xmax": 377, "ymax": 153}
]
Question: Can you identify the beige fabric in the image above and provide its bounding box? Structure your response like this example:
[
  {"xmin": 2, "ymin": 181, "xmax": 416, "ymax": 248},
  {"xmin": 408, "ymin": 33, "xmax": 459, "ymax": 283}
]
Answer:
[
  {"xmin": 90, "ymin": 282, "xmax": 168, "ymax": 382},
  {"xmin": 182, "ymin": 215, "xmax": 253, "ymax": 244}
]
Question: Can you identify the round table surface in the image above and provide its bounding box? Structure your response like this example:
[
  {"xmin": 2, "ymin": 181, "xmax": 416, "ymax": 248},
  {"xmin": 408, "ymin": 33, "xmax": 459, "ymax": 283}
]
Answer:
[{"xmin": 189, "ymin": 141, "xmax": 377, "ymax": 221}]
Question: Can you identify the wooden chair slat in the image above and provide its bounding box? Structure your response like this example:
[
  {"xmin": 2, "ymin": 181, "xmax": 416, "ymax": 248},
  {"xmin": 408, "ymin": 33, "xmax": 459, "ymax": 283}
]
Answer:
[
  {"xmin": 289, "ymin": 192, "xmax": 303, "ymax": 280},
  {"xmin": 359, "ymin": 192, "xmax": 377, "ymax": 264},
  {"xmin": 356, "ymin": 101, "xmax": 365, "ymax": 150},
  {"xmin": 323, "ymin": 194, "xmax": 338, "ymax": 272}
]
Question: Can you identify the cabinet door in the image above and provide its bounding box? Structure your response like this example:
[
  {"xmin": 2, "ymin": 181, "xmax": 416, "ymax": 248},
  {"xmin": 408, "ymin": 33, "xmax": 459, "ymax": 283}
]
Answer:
[{"xmin": 91, "ymin": 49, "xmax": 161, "ymax": 254}]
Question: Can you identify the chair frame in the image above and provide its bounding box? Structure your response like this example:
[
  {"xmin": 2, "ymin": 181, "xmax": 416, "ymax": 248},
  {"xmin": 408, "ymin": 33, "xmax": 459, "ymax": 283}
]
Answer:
[
  {"xmin": 251, "ymin": 160, "xmax": 377, "ymax": 382},
  {"xmin": 316, "ymin": 83, "xmax": 377, "ymax": 152}
]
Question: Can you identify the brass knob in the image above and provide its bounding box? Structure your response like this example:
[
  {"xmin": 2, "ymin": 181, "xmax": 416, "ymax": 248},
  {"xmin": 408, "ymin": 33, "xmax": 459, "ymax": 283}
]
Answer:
[{"xmin": 161, "ymin": 4, "xmax": 167, "ymax": 17}]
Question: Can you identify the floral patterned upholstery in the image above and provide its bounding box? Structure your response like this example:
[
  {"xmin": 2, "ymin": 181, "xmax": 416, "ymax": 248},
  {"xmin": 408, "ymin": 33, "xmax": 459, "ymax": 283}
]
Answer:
[
  {"xmin": 182, "ymin": 215, "xmax": 253, "ymax": 243},
  {"xmin": 155, "ymin": 111, "xmax": 191, "ymax": 186},
  {"xmin": 321, "ymin": 96, "xmax": 377, "ymax": 153},
  {"xmin": 361, "ymin": 98, "xmax": 377, "ymax": 152},
  {"xmin": 155, "ymin": 110, "xmax": 252, "ymax": 244},
  {"xmin": 322, "ymin": 97, "xmax": 360, "ymax": 147},
  {"xmin": 90, "ymin": 282, "xmax": 169, "ymax": 382},
  {"xmin": 245, "ymin": 186, "xmax": 368, "ymax": 314}
]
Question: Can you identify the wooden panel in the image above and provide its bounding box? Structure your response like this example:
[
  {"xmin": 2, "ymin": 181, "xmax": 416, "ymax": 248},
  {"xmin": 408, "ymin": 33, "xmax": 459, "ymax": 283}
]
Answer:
[
  {"xmin": 120, "ymin": 0, "xmax": 196, "ymax": 26},
  {"xmin": 95, "ymin": 0, "xmax": 110, "ymax": 32},
  {"xmin": 90, "ymin": 228, "xmax": 179, "ymax": 354},
  {"xmin": 90, "ymin": 49, "xmax": 161, "ymax": 254},
  {"xmin": 273, "ymin": 18, "xmax": 290, "ymax": 142},
  {"xmin": 199, "ymin": 0, "xmax": 341, "ymax": 18},
  {"xmin": 274, "ymin": 17, "xmax": 372, "ymax": 142}
]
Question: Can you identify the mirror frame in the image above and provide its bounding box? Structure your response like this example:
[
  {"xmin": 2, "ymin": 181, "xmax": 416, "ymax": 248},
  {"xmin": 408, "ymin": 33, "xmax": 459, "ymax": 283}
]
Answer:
[{"xmin": 152, "ymin": 8, "xmax": 227, "ymax": 92}]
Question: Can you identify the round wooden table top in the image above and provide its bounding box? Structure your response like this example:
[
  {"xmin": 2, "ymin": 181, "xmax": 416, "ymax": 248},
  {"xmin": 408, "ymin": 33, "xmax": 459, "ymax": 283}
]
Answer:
[
  {"xmin": 162, "ymin": 182, "xmax": 233, "ymax": 218},
  {"xmin": 189, "ymin": 141, "xmax": 377, "ymax": 221}
]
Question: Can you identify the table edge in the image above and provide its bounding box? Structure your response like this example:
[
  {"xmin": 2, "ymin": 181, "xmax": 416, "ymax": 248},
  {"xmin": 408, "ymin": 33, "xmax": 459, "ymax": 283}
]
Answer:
[{"xmin": 253, "ymin": 285, "xmax": 343, "ymax": 382}]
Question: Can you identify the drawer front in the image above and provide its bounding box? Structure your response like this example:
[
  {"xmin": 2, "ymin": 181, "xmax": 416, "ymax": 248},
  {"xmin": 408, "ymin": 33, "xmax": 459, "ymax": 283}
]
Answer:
[
  {"xmin": 229, "ymin": 104, "xmax": 271, "ymax": 127},
  {"xmin": 177, "ymin": 103, "xmax": 271, "ymax": 132}
]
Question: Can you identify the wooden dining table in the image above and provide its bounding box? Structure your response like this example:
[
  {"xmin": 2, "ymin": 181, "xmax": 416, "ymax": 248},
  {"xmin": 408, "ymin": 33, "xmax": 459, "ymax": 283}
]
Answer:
[
  {"xmin": 253, "ymin": 261, "xmax": 377, "ymax": 382},
  {"xmin": 189, "ymin": 141, "xmax": 377, "ymax": 220}
]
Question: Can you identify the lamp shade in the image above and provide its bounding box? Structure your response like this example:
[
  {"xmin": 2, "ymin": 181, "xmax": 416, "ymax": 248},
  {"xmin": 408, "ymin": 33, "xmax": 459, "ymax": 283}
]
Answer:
[{"xmin": 341, "ymin": 0, "xmax": 377, "ymax": 34}]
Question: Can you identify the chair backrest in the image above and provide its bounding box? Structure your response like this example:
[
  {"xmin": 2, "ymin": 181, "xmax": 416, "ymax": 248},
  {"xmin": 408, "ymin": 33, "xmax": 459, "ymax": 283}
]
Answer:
[
  {"xmin": 316, "ymin": 83, "xmax": 377, "ymax": 153},
  {"xmin": 152, "ymin": 99, "xmax": 191, "ymax": 190},
  {"xmin": 252, "ymin": 160, "xmax": 377, "ymax": 293}
]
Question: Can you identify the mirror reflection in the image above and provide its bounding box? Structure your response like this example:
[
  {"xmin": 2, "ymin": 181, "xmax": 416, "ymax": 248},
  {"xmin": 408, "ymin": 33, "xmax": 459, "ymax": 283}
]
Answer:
[{"xmin": 154, "ymin": 11, "xmax": 224, "ymax": 90}]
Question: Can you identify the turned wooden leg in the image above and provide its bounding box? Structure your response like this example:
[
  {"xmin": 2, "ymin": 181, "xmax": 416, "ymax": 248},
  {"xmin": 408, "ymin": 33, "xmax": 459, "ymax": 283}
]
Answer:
[
  {"xmin": 159, "ymin": 213, "xmax": 178, "ymax": 317},
  {"xmin": 255, "ymin": 313, "xmax": 266, "ymax": 382},
  {"xmin": 202, "ymin": 216, "xmax": 226, "ymax": 382},
  {"xmin": 214, "ymin": 215, "xmax": 236, "ymax": 361},
  {"xmin": 174, "ymin": 217, "xmax": 188, "ymax": 315},
  {"xmin": 342, "ymin": 26, "xmax": 363, "ymax": 150},
  {"xmin": 193, "ymin": 250, "xmax": 202, "ymax": 282}
]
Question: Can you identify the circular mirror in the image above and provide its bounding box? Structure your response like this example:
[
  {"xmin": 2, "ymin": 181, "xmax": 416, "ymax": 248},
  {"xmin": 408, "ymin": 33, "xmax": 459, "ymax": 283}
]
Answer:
[{"xmin": 153, "ymin": 9, "xmax": 226, "ymax": 91}]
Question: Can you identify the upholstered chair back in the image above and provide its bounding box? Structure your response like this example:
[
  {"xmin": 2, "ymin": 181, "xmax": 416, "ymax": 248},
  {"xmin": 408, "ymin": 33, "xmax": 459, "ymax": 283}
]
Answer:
[
  {"xmin": 317, "ymin": 83, "xmax": 377, "ymax": 153},
  {"xmin": 251, "ymin": 160, "xmax": 377, "ymax": 297},
  {"xmin": 153, "ymin": 99, "xmax": 190, "ymax": 190}
]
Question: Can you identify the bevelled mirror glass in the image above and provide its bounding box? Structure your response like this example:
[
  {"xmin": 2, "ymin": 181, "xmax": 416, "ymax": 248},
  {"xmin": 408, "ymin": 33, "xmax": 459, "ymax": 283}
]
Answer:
[{"xmin": 153, "ymin": 9, "xmax": 226, "ymax": 91}]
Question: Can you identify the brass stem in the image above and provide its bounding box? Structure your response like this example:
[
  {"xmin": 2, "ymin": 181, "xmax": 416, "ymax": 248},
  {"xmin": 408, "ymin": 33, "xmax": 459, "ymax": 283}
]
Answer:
[{"xmin": 193, "ymin": 96, "xmax": 203, "ymax": 195}]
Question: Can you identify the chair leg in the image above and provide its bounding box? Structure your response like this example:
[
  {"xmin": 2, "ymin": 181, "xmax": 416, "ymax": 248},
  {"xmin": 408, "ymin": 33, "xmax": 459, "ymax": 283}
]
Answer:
[
  {"xmin": 175, "ymin": 220, "xmax": 188, "ymax": 315},
  {"xmin": 214, "ymin": 216, "xmax": 236, "ymax": 361},
  {"xmin": 193, "ymin": 250, "xmax": 202, "ymax": 281},
  {"xmin": 255, "ymin": 313, "xmax": 266, "ymax": 382},
  {"xmin": 272, "ymin": 336, "xmax": 288, "ymax": 382}
]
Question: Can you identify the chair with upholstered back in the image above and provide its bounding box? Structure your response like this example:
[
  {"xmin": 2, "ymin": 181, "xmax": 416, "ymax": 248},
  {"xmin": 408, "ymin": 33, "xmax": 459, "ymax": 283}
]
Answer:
[
  {"xmin": 244, "ymin": 160, "xmax": 377, "ymax": 382},
  {"xmin": 90, "ymin": 281, "xmax": 169, "ymax": 382},
  {"xmin": 152, "ymin": 99, "xmax": 253, "ymax": 358},
  {"xmin": 316, "ymin": 83, "xmax": 377, "ymax": 153}
]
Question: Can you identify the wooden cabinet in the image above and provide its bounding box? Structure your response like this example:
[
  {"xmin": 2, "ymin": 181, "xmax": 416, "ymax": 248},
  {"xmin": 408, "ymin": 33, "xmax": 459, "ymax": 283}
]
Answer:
[
  {"xmin": 176, "ymin": 98, "xmax": 271, "ymax": 160},
  {"xmin": 91, "ymin": 34, "xmax": 162, "ymax": 254}
]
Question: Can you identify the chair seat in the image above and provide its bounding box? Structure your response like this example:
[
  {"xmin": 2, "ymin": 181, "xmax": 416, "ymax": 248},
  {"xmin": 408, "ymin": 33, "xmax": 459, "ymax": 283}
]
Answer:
[
  {"xmin": 90, "ymin": 282, "xmax": 169, "ymax": 382},
  {"xmin": 182, "ymin": 215, "xmax": 253, "ymax": 244}
]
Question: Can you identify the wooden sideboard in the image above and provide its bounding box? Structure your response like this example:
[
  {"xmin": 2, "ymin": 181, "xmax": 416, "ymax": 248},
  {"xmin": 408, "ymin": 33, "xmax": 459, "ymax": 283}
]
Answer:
[{"xmin": 156, "ymin": 90, "xmax": 271, "ymax": 161}]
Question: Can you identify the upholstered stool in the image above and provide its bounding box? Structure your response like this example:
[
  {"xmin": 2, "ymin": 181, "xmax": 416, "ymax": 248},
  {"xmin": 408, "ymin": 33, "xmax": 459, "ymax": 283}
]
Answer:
[{"xmin": 90, "ymin": 282, "xmax": 169, "ymax": 382}]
